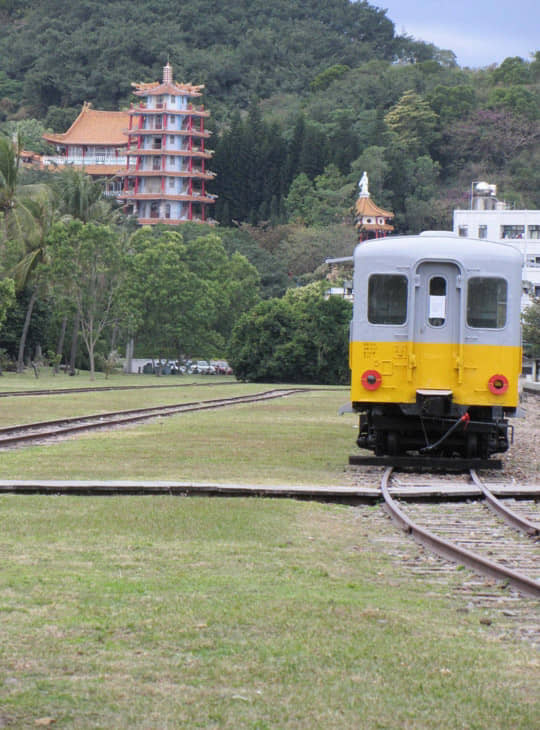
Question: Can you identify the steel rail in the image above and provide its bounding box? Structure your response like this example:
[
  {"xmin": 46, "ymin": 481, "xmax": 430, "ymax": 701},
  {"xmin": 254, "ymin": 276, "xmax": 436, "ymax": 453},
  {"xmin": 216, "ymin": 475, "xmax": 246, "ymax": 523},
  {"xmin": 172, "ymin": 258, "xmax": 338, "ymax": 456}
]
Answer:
[
  {"xmin": 380, "ymin": 467, "xmax": 540, "ymax": 599},
  {"xmin": 470, "ymin": 469, "xmax": 540, "ymax": 537},
  {"xmin": 0, "ymin": 380, "xmax": 238, "ymax": 398},
  {"xmin": 0, "ymin": 389, "xmax": 306, "ymax": 448}
]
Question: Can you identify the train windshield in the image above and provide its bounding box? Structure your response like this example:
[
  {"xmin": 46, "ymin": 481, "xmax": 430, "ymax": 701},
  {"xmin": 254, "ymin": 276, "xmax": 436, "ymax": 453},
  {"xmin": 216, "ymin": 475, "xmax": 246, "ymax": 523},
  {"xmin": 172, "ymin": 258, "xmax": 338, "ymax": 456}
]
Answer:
[
  {"xmin": 467, "ymin": 277, "xmax": 507, "ymax": 328},
  {"xmin": 368, "ymin": 274, "xmax": 408, "ymax": 324}
]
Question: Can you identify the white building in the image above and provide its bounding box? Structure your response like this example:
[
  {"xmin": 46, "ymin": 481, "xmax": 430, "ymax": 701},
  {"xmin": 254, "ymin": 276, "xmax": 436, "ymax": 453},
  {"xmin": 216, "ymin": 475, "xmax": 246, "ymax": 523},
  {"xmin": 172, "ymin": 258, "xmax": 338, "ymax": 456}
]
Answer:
[{"xmin": 453, "ymin": 182, "xmax": 540, "ymax": 309}]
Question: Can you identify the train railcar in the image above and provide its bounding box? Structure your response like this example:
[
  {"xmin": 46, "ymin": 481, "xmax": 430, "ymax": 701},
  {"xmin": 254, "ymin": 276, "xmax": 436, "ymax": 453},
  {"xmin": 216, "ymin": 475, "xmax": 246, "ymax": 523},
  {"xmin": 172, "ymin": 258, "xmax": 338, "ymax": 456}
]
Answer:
[{"xmin": 350, "ymin": 231, "xmax": 522, "ymax": 459}]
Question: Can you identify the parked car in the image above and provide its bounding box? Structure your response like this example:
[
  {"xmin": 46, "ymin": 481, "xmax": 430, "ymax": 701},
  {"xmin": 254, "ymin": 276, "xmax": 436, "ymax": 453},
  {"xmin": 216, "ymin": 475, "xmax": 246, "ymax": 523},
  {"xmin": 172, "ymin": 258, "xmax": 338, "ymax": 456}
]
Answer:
[
  {"xmin": 212, "ymin": 360, "xmax": 233, "ymax": 375},
  {"xmin": 191, "ymin": 360, "xmax": 215, "ymax": 374}
]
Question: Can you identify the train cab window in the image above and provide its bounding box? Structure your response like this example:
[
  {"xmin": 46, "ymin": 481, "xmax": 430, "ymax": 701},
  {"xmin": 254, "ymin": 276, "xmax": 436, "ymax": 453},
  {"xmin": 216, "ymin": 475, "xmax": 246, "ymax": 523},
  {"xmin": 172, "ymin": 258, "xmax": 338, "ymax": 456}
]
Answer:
[
  {"xmin": 467, "ymin": 277, "xmax": 507, "ymax": 328},
  {"xmin": 428, "ymin": 276, "xmax": 446, "ymax": 327},
  {"xmin": 368, "ymin": 274, "xmax": 408, "ymax": 325}
]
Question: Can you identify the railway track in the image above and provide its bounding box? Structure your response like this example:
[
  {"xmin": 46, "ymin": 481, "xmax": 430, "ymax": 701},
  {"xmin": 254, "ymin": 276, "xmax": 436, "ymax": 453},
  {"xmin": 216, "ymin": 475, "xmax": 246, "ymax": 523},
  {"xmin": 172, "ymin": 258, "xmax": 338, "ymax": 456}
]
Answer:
[
  {"xmin": 0, "ymin": 388, "xmax": 305, "ymax": 448},
  {"xmin": 0, "ymin": 380, "xmax": 237, "ymax": 398},
  {"xmin": 380, "ymin": 467, "xmax": 540, "ymax": 598}
]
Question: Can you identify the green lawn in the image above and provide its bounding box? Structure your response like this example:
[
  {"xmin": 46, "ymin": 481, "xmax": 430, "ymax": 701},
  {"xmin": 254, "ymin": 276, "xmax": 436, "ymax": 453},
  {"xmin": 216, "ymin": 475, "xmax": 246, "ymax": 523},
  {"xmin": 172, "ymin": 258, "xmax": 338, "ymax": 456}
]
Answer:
[
  {"xmin": 0, "ymin": 374, "xmax": 537, "ymax": 728},
  {"xmin": 0, "ymin": 496, "xmax": 537, "ymax": 729},
  {"xmin": 0, "ymin": 379, "xmax": 354, "ymax": 485}
]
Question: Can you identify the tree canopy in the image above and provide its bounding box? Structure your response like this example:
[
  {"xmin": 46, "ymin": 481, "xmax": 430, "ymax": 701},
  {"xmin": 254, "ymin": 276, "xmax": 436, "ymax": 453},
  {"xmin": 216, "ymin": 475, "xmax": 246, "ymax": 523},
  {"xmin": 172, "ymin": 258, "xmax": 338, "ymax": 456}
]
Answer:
[{"xmin": 228, "ymin": 284, "xmax": 351, "ymax": 384}]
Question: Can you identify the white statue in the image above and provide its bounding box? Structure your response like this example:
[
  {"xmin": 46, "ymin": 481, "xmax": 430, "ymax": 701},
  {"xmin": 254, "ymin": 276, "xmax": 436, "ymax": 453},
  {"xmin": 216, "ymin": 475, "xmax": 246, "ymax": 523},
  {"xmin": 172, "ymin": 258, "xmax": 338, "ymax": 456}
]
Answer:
[{"xmin": 358, "ymin": 171, "xmax": 369, "ymax": 196}]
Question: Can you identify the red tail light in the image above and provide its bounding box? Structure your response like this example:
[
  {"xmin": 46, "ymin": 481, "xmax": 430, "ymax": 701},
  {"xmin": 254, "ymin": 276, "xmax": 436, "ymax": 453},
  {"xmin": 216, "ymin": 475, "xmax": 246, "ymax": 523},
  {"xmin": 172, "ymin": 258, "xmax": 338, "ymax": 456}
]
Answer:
[
  {"xmin": 361, "ymin": 369, "xmax": 382, "ymax": 391},
  {"xmin": 488, "ymin": 374, "xmax": 508, "ymax": 394}
]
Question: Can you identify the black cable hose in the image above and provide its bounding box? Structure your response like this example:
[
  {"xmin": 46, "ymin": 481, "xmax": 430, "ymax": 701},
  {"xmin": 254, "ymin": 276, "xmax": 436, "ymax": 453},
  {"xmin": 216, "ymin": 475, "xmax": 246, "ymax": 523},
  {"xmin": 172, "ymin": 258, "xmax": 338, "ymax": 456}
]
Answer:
[{"xmin": 419, "ymin": 412, "xmax": 470, "ymax": 454}]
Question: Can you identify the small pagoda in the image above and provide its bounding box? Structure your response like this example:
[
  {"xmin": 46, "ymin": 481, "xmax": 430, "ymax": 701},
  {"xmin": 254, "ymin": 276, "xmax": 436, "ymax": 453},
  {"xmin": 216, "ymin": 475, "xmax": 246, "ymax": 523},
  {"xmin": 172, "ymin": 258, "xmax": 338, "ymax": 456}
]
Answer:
[
  {"xmin": 117, "ymin": 62, "xmax": 216, "ymax": 225},
  {"xmin": 355, "ymin": 172, "xmax": 394, "ymax": 242}
]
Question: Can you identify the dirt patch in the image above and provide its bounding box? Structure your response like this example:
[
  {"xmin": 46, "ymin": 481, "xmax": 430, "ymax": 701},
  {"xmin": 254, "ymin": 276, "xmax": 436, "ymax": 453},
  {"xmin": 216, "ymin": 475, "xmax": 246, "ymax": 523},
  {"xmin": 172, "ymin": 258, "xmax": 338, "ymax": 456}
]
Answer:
[{"xmin": 501, "ymin": 389, "xmax": 540, "ymax": 483}]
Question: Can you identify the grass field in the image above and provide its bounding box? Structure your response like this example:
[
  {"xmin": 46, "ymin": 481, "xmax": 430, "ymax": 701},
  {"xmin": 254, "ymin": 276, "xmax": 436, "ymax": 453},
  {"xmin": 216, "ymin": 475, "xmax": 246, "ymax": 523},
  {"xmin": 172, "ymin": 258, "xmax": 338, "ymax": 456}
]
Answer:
[
  {"xmin": 0, "ymin": 373, "xmax": 353, "ymax": 485},
  {"xmin": 0, "ymin": 372, "xmax": 538, "ymax": 728}
]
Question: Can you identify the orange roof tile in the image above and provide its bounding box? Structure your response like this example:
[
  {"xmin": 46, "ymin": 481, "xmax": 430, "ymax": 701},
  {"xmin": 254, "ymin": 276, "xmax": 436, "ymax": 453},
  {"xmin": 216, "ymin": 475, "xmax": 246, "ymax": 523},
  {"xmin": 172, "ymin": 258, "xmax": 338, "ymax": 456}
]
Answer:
[
  {"xmin": 43, "ymin": 103, "xmax": 130, "ymax": 146},
  {"xmin": 355, "ymin": 196, "xmax": 394, "ymax": 218}
]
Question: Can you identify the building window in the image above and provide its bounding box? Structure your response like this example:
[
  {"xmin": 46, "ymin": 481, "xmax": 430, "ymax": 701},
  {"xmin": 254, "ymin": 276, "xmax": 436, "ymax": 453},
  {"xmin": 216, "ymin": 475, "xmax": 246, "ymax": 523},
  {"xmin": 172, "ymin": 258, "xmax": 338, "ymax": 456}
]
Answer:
[
  {"xmin": 478, "ymin": 225, "xmax": 488, "ymax": 239},
  {"xmin": 169, "ymin": 178, "xmax": 175, "ymax": 189},
  {"xmin": 467, "ymin": 277, "xmax": 507, "ymax": 329},
  {"xmin": 169, "ymin": 156, "xmax": 176, "ymax": 167},
  {"xmin": 501, "ymin": 225, "xmax": 524, "ymax": 239},
  {"xmin": 152, "ymin": 157, "xmax": 161, "ymax": 171},
  {"xmin": 368, "ymin": 274, "xmax": 408, "ymax": 325},
  {"xmin": 528, "ymin": 225, "xmax": 540, "ymax": 240},
  {"xmin": 458, "ymin": 226, "xmax": 468, "ymax": 237}
]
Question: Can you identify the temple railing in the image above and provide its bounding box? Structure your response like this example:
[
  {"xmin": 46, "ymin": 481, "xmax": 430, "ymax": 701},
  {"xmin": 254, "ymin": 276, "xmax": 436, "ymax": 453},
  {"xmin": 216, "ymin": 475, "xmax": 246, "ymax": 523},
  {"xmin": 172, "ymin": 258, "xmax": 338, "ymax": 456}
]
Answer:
[{"xmin": 42, "ymin": 156, "xmax": 128, "ymax": 167}]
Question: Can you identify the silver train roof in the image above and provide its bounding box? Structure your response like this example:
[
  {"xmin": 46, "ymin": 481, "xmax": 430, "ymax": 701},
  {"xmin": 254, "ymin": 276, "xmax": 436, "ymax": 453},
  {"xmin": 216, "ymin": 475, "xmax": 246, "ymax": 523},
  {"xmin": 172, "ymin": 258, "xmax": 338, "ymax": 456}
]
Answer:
[{"xmin": 353, "ymin": 231, "xmax": 522, "ymax": 272}]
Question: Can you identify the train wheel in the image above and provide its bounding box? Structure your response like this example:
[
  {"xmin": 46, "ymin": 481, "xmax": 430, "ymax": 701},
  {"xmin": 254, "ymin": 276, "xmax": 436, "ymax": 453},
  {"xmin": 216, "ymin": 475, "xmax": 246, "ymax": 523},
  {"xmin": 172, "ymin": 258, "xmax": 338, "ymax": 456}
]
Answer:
[
  {"xmin": 375, "ymin": 431, "xmax": 386, "ymax": 456},
  {"xmin": 465, "ymin": 433, "xmax": 478, "ymax": 459},
  {"xmin": 479, "ymin": 434, "xmax": 490, "ymax": 460},
  {"xmin": 387, "ymin": 431, "xmax": 400, "ymax": 456}
]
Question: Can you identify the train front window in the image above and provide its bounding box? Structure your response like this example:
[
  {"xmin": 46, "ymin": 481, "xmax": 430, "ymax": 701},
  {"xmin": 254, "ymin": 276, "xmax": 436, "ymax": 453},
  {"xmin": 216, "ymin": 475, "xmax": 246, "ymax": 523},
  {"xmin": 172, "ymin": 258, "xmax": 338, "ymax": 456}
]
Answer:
[
  {"xmin": 368, "ymin": 274, "xmax": 408, "ymax": 325},
  {"xmin": 467, "ymin": 277, "xmax": 507, "ymax": 328},
  {"xmin": 428, "ymin": 276, "xmax": 446, "ymax": 327}
]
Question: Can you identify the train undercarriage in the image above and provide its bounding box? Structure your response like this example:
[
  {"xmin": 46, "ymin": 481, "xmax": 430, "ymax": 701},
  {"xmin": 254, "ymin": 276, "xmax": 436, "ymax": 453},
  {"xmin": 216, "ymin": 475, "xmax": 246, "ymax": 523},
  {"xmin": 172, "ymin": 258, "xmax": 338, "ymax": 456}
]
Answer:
[{"xmin": 354, "ymin": 393, "xmax": 513, "ymax": 460}]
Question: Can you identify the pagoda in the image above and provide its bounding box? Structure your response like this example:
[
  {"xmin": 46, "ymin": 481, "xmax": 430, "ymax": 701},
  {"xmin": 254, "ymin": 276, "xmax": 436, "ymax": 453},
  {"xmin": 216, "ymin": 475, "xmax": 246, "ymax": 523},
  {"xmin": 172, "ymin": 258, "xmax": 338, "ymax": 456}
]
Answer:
[
  {"xmin": 42, "ymin": 103, "xmax": 130, "ymax": 195},
  {"xmin": 118, "ymin": 63, "xmax": 216, "ymax": 225},
  {"xmin": 355, "ymin": 172, "xmax": 394, "ymax": 241}
]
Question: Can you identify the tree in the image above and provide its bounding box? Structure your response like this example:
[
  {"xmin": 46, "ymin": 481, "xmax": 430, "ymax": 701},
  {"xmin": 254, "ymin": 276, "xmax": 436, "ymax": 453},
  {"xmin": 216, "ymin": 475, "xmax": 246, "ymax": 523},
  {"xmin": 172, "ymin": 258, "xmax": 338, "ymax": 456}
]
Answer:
[
  {"xmin": 310, "ymin": 64, "xmax": 350, "ymax": 92},
  {"xmin": 0, "ymin": 275, "xmax": 14, "ymax": 334},
  {"xmin": 11, "ymin": 192, "xmax": 57, "ymax": 372},
  {"xmin": 228, "ymin": 284, "xmax": 351, "ymax": 384},
  {"xmin": 48, "ymin": 220, "xmax": 127, "ymax": 380},
  {"xmin": 384, "ymin": 90, "xmax": 440, "ymax": 157},
  {"xmin": 442, "ymin": 109, "xmax": 540, "ymax": 171},
  {"xmin": 0, "ymin": 137, "xmax": 58, "ymax": 371},
  {"xmin": 53, "ymin": 167, "xmax": 118, "ymax": 223},
  {"xmin": 285, "ymin": 173, "xmax": 317, "ymax": 225},
  {"xmin": 3, "ymin": 119, "xmax": 54, "ymax": 155},
  {"xmin": 123, "ymin": 227, "xmax": 260, "ymax": 361},
  {"xmin": 0, "ymin": 133, "xmax": 18, "ymax": 214},
  {"xmin": 124, "ymin": 228, "xmax": 214, "ymax": 360},
  {"xmin": 522, "ymin": 299, "xmax": 540, "ymax": 358},
  {"xmin": 487, "ymin": 86, "xmax": 539, "ymax": 119},
  {"xmin": 427, "ymin": 84, "xmax": 476, "ymax": 124},
  {"xmin": 492, "ymin": 56, "xmax": 531, "ymax": 86}
]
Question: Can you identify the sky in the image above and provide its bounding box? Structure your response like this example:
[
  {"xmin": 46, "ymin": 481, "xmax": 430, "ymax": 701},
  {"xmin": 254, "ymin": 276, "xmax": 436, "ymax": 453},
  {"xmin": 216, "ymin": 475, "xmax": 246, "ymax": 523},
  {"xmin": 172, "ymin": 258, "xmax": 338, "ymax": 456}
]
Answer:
[{"xmin": 376, "ymin": 0, "xmax": 539, "ymax": 68}]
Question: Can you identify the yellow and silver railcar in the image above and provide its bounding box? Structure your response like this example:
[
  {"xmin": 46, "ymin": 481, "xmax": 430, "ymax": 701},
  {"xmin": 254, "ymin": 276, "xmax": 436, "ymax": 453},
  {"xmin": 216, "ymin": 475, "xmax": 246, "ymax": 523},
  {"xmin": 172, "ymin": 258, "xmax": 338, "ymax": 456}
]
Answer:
[{"xmin": 350, "ymin": 231, "xmax": 522, "ymax": 458}]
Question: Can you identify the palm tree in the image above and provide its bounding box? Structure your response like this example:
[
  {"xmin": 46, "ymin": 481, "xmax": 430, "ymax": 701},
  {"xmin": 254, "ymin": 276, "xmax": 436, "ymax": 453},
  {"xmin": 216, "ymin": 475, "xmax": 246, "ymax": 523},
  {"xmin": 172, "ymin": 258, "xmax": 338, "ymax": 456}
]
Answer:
[
  {"xmin": 11, "ymin": 193, "xmax": 57, "ymax": 372},
  {"xmin": 0, "ymin": 133, "xmax": 19, "ymax": 213},
  {"xmin": 0, "ymin": 135, "xmax": 58, "ymax": 371},
  {"xmin": 54, "ymin": 166, "xmax": 124, "ymax": 224}
]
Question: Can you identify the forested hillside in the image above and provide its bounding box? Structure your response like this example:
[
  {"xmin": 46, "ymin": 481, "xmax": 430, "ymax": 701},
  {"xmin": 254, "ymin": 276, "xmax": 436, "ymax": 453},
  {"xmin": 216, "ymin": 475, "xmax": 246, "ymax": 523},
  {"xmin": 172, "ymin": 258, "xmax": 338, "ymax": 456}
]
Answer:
[
  {"xmin": 0, "ymin": 0, "xmax": 397, "ymax": 114},
  {"xmin": 0, "ymin": 0, "xmax": 539, "ymax": 374},
  {"xmin": 1, "ymin": 0, "xmax": 538, "ymax": 231}
]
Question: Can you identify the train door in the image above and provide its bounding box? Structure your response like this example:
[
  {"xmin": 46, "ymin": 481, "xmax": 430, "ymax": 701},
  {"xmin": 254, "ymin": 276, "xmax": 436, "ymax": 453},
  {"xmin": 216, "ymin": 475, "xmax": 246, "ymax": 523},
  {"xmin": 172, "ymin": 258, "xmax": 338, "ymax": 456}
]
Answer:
[{"xmin": 413, "ymin": 261, "xmax": 461, "ymax": 389}]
